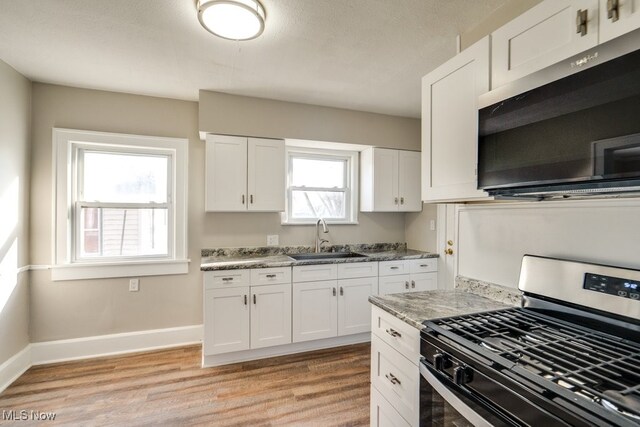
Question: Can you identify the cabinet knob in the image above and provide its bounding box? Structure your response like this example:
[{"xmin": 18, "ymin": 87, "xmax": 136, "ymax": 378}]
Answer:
[
  {"xmin": 411, "ymin": 280, "xmax": 415, "ymax": 289},
  {"xmin": 607, "ymin": 0, "xmax": 619, "ymax": 22},
  {"xmin": 394, "ymin": 197, "xmax": 398, "ymax": 205},
  {"xmin": 405, "ymin": 281, "xmax": 409, "ymax": 289},
  {"xmin": 576, "ymin": 9, "xmax": 588, "ymax": 36},
  {"xmin": 400, "ymin": 197, "xmax": 404, "ymax": 205}
]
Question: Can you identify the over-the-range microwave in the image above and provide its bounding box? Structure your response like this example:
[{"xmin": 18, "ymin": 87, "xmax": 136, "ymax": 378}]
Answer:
[{"xmin": 478, "ymin": 27, "xmax": 640, "ymax": 200}]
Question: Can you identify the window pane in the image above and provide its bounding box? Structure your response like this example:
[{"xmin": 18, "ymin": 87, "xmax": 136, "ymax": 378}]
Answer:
[
  {"xmin": 291, "ymin": 190, "xmax": 346, "ymax": 219},
  {"xmin": 82, "ymin": 151, "xmax": 168, "ymax": 203},
  {"xmin": 291, "ymin": 157, "xmax": 345, "ymax": 188},
  {"xmin": 79, "ymin": 208, "xmax": 168, "ymax": 258}
]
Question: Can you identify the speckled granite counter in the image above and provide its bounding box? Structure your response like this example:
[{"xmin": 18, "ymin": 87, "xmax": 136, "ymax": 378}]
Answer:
[
  {"xmin": 201, "ymin": 243, "xmax": 438, "ymax": 271},
  {"xmin": 369, "ymin": 290, "xmax": 517, "ymax": 330}
]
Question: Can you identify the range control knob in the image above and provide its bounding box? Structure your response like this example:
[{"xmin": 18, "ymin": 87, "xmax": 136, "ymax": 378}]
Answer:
[
  {"xmin": 433, "ymin": 352, "xmax": 453, "ymax": 371},
  {"xmin": 453, "ymin": 365, "xmax": 474, "ymax": 386}
]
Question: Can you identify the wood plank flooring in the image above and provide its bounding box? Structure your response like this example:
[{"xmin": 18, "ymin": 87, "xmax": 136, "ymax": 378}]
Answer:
[{"xmin": 0, "ymin": 343, "xmax": 371, "ymax": 426}]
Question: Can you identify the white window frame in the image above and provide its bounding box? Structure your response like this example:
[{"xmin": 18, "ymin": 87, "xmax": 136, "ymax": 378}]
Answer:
[
  {"xmin": 52, "ymin": 128, "xmax": 189, "ymax": 281},
  {"xmin": 282, "ymin": 147, "xmax": 359, "ymax": 225}
]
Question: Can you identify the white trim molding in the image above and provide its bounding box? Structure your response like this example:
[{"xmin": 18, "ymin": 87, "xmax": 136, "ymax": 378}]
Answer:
[{"xmin": 0, "ymin": 346, "xmax": 31, "ymax": 394}]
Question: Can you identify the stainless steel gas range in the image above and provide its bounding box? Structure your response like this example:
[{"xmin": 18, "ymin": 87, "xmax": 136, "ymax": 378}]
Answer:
[{"xmin": 419, "ymin": 255, "xmax": 640, "ymax": 426}]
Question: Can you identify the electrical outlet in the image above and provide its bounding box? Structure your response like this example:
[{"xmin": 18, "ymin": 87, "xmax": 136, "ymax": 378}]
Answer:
[
  {"xmin": 267, "ymin": 234, "xmax": 279, "ymax": 246},
  {"xmin": 429, "ymin": 220, "xmax": 436, "ymax": 231},
  {"xmin": 129, "ymin": 278, "xmax": 139, "ymax": 292}
]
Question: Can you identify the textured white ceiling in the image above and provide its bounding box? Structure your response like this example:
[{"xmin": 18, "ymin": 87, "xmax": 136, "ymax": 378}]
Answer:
[{"xmin": 0, "ymin": 0, "xmax": 509, "ymax": 118}]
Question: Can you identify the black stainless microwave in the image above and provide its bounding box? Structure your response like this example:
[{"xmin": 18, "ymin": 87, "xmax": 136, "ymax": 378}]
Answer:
[{"xmin": 478, "ymin": 27, "xmax": 640, "ymax": 199}]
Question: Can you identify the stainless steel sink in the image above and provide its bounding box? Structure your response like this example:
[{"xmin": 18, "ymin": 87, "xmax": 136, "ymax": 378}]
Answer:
[{"xmin": 287, "ymin": 252, "xmax": 368, "ymax": 261}]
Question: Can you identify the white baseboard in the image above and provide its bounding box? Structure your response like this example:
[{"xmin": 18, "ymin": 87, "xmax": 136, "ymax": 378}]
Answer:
[
  {"xmin": 30, "ymin": 324, "xmax": 203, "ymax": 366},
  {"xmin": 0, "ymin": 346, "xmax": 32, "ymax": 394},
  {"xmin": 202, "ymin": 333, "xmax": 370, "ymax": 367}
]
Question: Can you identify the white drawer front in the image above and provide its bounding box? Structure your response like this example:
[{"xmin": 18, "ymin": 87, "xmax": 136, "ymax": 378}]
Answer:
[
  {"xmin": 204, "ymin": 269, "xmax": 251, "ymax": 289},
  {"xmin": 250, "ymin": 267, "xmax": 291, "ymax": 286},
  {"xmin": 293, "ymin": 264, "xmax": 338, "ymax": 282},
  {"xmin": 378, "ymin": 260, "xmax": 410, "ymax": 277},
  {"xmin": 337, "ymin": 261, "xmax": 378, "ymax": 279},
  {"xmin": 370, "ymin": 385, "xmax": 411, "ymax": 427},
  {"xmin": 371, "ymin": 335, "xmax": 419, "ymax": 426},
  {"xmin": 371, "ymin": 305, "xmax": 420, "ymax": 364},
  {"xmin": 409, "ymin": 258, "xmax": 437, "ymax": 274}
]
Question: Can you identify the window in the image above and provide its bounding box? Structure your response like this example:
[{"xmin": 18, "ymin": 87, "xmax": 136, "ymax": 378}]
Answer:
[
  {"xmin": 283, "ymin": 147, "xmax": 358, "ymax": 224},
  {"xmin": 53, "ymin": 129, "xmax": 188, "ymax": 281}
]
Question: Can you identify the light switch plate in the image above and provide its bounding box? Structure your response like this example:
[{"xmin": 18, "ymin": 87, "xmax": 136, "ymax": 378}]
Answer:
[{"xmin": 267, "ymin": 235, "xmax": 279, "ymax": 246}]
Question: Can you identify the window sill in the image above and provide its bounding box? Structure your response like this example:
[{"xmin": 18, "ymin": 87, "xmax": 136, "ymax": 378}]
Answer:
[{"xmin": 51, "ymin": 259, "xmax": 190, "ymax": 281}]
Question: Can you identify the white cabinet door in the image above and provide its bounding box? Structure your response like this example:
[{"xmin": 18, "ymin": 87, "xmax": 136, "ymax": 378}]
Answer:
[
  {"xmin": 203, "ymin": 287, "xmax": 250, "ymax": 355},
  {"xmin": 422, "ymin": 37, "xmax": 490, "ymax": 203},
  {"xmin": 247, "ymin": 138, "xmax": 285, "ymax": 212},
  {"xmin": 250, "ymin": 283, "xmax": 292, "ymax": 349},
  {"xmin": 398, "ymin": 150, "xmax": 422, "ymax": 212},
  {"xmin": 338, "ymin": 277, "xmax": 377, "ymax": 336},
  {"xmin": 372, "ymin": 148, "xmax": 399, "ymax": 211},
  {"xmin": 599, "ymin": 0, "xmax": 640, "ymax": 42},
  {"xmin": 370, "ymin": 385, "xmax": 411, "ymax": 427},
  {"xmin": 410, "ymin": 272, "xmax": 438, "ymax": 292},
  {"xmin": 378, "ymin": 274, "xmax": 411, "ymax": 295},
  {"xmin": 292, "ymin": 281, "xmax": 338, "ymax": 342},
  {"xmin": 205, "ymin": 134, "xmax": 247, "ymax": 212},
  {"xmin": 492, "ymin": 0, "xmax": 599, "ymax": 88}
]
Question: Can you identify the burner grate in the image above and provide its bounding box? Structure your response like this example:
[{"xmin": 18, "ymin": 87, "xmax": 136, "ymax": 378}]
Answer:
[{"xmin": 428, "ymin": 308, "xmax": 640, "ymax": 419}]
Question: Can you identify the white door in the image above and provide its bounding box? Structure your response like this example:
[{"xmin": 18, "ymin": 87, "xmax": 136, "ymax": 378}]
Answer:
[
  {"xmin": 247, "ymin": 138, "xmax": 285, "ymax": 212},
  {"xmin": 250, "ymin": 284, "xmax": 292, "ymax": 349},
  {"xmin": 492, "ymin": 0, "xmax": 599, "ymax": 88},
  {"xmin": 599, "ymin": 0, "xmax": 640, "ymax": 43},
  {"xmin": 410, "ymin": 272, "xmax": 438, "ymax": 292},
  {"xmin": 203, "ymin": 287, "xmax": 250, "ymax": 355},
  {"xmin": 205, "ymin": 134, "xmax": 247, "ymax": 211},
  {"xmin": 398, "ymin": 151, "xmax": 422, "ymax": 212},
  {"xmin": 373, "ymin": 148, "xmax": 399, "ymax": 211},
  {"xmin": 437, "ymin": 204, "xmax": 457, "ymax": 290},
  {"xmin": 378, "ymin": 275, "xmax": 411, "ymax": 295},
  {"xmin": 292, "ymin": 281, "xmax": 338, "ymax": 342},
  {"xmin": 422, "ymin": 37, "xmax": 490, "ymax": 202},
  {"xmin": 338, "ymin": 277, "xmax": 377, "ymax": 336}
]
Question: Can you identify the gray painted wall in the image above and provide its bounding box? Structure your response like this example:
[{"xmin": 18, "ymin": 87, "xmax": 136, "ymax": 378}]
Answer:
[{"xmin": 0, "ymin": 59, "xmax": 31, "ymax": 364}]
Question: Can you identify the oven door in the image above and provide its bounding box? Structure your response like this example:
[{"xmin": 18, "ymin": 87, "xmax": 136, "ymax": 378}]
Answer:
[{"xmin": 419, "ymin": 360, "xmax": 506, "ymax": 427}]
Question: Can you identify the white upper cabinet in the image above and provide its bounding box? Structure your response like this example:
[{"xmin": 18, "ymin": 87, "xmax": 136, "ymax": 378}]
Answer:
[
  {"xmin": 360, "ymin": 148, "xmax": 421, "ymax": 212},
  {"xmin": 492, "ymin": 0, "xmax": 599, "ymax": 88},
  {"xmin": 599, "ymin": 0, "xmax": 640, "ymax": 43},
  {"xmin": 205, "ymin": 134, "xmax": 285, "ymax": 212},
  {"xmin": 421, "ymin": 37, "xmax": 490, "ymax": 203}
]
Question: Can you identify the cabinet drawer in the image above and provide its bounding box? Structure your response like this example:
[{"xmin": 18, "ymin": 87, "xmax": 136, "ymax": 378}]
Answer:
[
  {"xmin": 378, "ymin": 260, "xmax": 409, "ymax": 276},
  {"xmin": 337, "ymin": 261, "xmax": 378, "ymax": 279},
  {"xmin": 409, "ymin": 258, "xmax": 437, "ymax": 274},
  {"xmin": 250, "ymin": 267, "xmax": 291, "ymax": 286},
  {"xmin": 371, "ymin": 335, "xmax": 419, "ymax": 425},
  {"xmin": 293, "ymin": 264, "xmax": 338, "ymax": 282},
  {"xmin": 371, "ymin": 305, "xmax": 420, "ymax": 364},
  {"xmin": 204, "ymin": 269, "xmax": 251, "ymax": 289},
  {"xmin": 370, "ymin": 385, "xmax": 411, "ymax": 427}
]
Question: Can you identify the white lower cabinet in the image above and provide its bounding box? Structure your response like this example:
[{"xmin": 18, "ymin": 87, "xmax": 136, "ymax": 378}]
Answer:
[
  {"xmin": 370, "ymin": 305, "xmax": 421, "ymax": 426},
  {"xmin": 338, "ymin": 277, "xmax": 379, "ymax": 336},
  {"xmin": 250, "ymin": 283, "xmax": 292, "ymax": 349},
  {"xmin": 293, "ymin": 280, "xmax": 338, "ymax": 342},
  {"xmin": 379, "ymin": 259, "xmax": 438, "ymax": 295},
  {"xmin": 204, "ymin": 286, "xmax": 251, "ymax": 355}
]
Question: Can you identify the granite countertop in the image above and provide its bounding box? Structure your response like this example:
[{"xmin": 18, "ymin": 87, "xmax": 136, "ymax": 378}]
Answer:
[
  {"xmin": 200, "ymin": 243, "xmax": 438, "ymax": 271},
  {"xmin": 369, "ymin": 289, "xmax": 517, "ymax": 330}
]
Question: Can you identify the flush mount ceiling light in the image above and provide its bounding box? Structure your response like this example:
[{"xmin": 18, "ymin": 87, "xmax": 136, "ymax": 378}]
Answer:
[{"xmin": 197, "ymin": 0, "xmax": 266, "ymax": 41}]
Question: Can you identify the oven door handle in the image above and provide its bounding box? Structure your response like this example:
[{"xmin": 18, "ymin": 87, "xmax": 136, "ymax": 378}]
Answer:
[{"xmin": 419, "ymin": 361, "xmax": 494, "ymax": 427}]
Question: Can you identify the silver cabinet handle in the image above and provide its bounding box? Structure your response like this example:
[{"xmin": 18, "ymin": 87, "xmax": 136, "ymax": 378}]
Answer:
[
  {"xmin": 339, "ymin": 286, "xmax": 344, "ymax": 296},
  {"xmin": 405, "ymin": 281, "xmax": 409, "ymax": 289},
  {"xmin": 400, "ymin": 197, "xmax": 404, "ymax": 205},
  {"xmin": 607, "ymin": 0, "xmax": 619, "ymax": 22},
  {"xmin": 385, "ymin": 373, "xmax": 401, "ymax": 385},
  {"xmin": 385, "ymin": 328, "xmax": 401, "ymax": 338},
  {"xmin": 576, "ymin": 9, "xmax": 588, "ymax": 36},
  {"xmin": 266, "ymin": 274, "xmax": 276, "ymax": 278},
  {"xmin": 250, "ymin": 194, "xmax": 254, "ymax": 204},
  {"xmin": 394, "ymin": 197, "xmax": 398, "ymax": 205},
  {"xmin": 411, "ymin": 280, "xmax": 415, "ymax": 289},
  {"xmin": 332, "ymin": 287, "xmax": 336, "ymax": 296},
  {"xmin": 244, "ymin": 295, "xmax": 247, "ymax": 305},
  {"xmin": 390, "ymin": 266, "xmax": 399, "ymax": 270},
  {"xmin": 222, "ymin": 277, "xmax": 233, "ymax": 282},
  {"xmin": 242, "ymin": 194, "xmax": 245, "ymax": 204},
  {"xmin": 253, "ymin": 294, "xmax": 256, "ymax": 304},
  {"xmin": 420, "ymin": 264, "xmax": 428, "ymax": 267}
]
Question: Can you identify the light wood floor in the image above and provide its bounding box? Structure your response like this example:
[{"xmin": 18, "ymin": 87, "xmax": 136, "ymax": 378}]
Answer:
[{"xmin": 0, "ymin": 343, "xmax": 371, "ymax": 426}]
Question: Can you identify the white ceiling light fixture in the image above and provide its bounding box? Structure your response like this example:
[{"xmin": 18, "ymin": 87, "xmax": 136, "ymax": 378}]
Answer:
[{"xmin": 197, "ymin": 0, "xmax": 266, "ymax": 41}]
